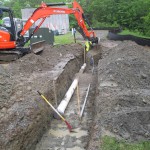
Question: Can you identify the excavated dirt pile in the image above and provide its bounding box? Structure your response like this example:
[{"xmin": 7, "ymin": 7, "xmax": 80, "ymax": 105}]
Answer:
[
  {"xmin": 0, "ymin": 43, "xmax": 84, "ymax": 150},
  {"xmin": 89, "ymin": 40, "xmax": 150, "ymax": 149}
]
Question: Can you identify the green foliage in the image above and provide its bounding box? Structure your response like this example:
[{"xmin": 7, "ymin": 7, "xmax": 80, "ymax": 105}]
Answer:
[
  {"xmin": 119, "ymin": 29, "xmax": 150, "ymax": 39},
  {"xmin": 1, "ymin": 0, "xmax": 150, "ymax": 36},
  {"xmin": 69, "ymin": 14, "xmax": 78, "ymax": 29},
  {"xmin": 101, "ymin": 136, "xmax": 150, "ymax": 150},
  {"xmin": 2, "ymin": 0, "xmax": 66, "ymax": 16},
  {"xmin": 143, "ymin": 11, "xmax": 150, "ymax": 36},
  {"xmin": 115, "ymin": 0, "xmax": 150, "ymax": 33},
  {"xmin": 92, "ymin": 18, "xmax": 119, "ymax": 28},
  {"xmin": 88, "ymin": 0, "xmax": 150, "ymax": 36},
  {"xmin": 13, "ymin": 1, "xmax": 22, "ymax": 18}
]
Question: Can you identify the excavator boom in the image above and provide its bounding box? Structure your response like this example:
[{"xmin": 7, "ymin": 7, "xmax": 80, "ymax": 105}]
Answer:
[{"xmin": 17, "ymin": 0, "xmax": 98, "ymax": 46}]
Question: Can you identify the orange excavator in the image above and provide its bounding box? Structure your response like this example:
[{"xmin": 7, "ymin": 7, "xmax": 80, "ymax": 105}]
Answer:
[{"xmin": 0, "ymin": 0, "xmax": 98, "ymax": 61}]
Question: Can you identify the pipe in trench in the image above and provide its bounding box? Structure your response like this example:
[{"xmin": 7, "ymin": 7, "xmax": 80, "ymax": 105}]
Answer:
[
  {"xmin": 57, "ymin": 63, "xmax": 86, "ymax": 114},
  {"xmin": 80, "ymin": 83, "xmax": 91, "ymax": 118}
]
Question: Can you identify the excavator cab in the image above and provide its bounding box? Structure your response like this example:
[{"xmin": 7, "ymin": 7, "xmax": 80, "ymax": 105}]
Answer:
[
  {"xmin": 0, "ymin": 7, "xmax": 27, "ymax": 61},
  {"xmin": 0, "ymin": 7, "xmax": 16, "ymax": 41}
]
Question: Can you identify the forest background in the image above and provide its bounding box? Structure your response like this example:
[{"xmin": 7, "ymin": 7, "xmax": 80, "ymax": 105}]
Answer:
[{"xmin": 0, "ymin": 0, "xmax": 150, "ymax": 36}]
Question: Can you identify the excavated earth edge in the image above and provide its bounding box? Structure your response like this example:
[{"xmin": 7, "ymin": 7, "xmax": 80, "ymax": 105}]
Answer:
[
  {"xmin": 0, "ymin": 44, "xmax": 83, "ymax": 150},
  {"xmin": 88, "ymin": 40, "xmax": 150, "ymax": 150}
]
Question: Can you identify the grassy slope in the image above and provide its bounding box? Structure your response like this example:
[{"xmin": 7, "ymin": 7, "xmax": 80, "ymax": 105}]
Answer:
[
  {"xmin": 54, "ymin": 32, "xmax": 76, "ymax": 45},
  {"xmin": 119, "ymin": 30, "xmax": 150, "ymax": 39},
  {"xmin": 101, "ymin": 136, "xmax": 150, "ymax": 150}
]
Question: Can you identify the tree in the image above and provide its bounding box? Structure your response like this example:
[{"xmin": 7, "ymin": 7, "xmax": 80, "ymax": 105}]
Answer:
[{"xmin": 2, "ymin": 0, "xmax": 150, "ymax": 36}]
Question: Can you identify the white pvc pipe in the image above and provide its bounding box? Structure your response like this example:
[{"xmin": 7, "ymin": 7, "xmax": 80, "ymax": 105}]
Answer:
[{"xmin": 57, "ymin": 63, "xmax": 86, "ymax": 114}]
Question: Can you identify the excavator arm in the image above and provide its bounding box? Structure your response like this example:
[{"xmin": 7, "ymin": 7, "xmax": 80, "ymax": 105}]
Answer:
[{"xmin": 17, "ymin": 0, "xmax": 98, "ymax": 46}]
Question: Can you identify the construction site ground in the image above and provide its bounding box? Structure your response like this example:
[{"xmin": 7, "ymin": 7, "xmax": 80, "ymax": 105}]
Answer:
[{"xmin": 0, "ymin": 30, "xmax": 150, "ymax": 150}]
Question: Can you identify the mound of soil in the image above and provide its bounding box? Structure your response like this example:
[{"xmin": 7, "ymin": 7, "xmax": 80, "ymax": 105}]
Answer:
[
  {"xmin": 88, "ymin": 41, "xmax": 150, "ymax": 149},
  {"xmin": 0, "ymin": 43, "xmax": 84, "ymax": 150}
]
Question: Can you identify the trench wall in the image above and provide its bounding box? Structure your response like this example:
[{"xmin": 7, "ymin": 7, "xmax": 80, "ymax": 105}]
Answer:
[{"xmin": 0, "ymin": 50, "xmax": 83, "ymax": 150}]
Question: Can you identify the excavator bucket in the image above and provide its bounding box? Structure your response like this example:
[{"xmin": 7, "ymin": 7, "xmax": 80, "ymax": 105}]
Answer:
[{"xmin": 31, "ymin": 40, "xmax": 46, "ymax": 54}]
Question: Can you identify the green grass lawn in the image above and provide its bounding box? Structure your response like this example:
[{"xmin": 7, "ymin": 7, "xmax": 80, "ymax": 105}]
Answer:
[
  {"xmin": 54, "ymin": 32, "xmax": 76, "ymax": 45},
  {"xmin": 101, "ymin": 136, "xmax": 150, "ymax": 150},
  {"xmin": 119, "ymin": 30, "xmax": 150, "ymax": 39},
  {"xmin": 27, "ymin": 32, "xmax": 81, "ymax": 46}
]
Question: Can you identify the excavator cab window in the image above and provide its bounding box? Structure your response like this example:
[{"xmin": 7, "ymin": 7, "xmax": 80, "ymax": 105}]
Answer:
[
  {"xmin": 3, "ymin": 17, "xmax": 11, "ymax": 27},
  {"xmin": 0, "ymin": 9, "xmax": 4, "ymax": 25},
  {"xmin": 0, "ymin": 9, "xmax": 10, "ymax": 27},
  {"xmin": 0, "ymin": 7, "xmax": 16, "ymax": 40}
]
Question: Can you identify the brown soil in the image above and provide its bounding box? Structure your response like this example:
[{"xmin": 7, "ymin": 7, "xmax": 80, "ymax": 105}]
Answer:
[
  {"xmin": 88, "ymin": 40, "xmax": 150, "ymax": 150},
  {"xmin": 0, "ymin": 43, "xmax": 84, "ymax": 150}
]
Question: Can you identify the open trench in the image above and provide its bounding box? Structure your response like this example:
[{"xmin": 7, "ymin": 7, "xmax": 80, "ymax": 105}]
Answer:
[
  {"xmin": 34, "ymin": 32, "xmax": 150, "ymax": 149},
  {"xmin": 0, "ymin": 44, "xmax": 95, "ymax": 150},
  {"xmin": 35, "ymin": 48, "xmax": 101, "ymax": 150},
  {"xmin": 0, "ymin": 43, "xmax": 102, "ymax": 150},
  {"xmin": 1, "ymin": 30, "xmax": 149, "ymax": 150}
]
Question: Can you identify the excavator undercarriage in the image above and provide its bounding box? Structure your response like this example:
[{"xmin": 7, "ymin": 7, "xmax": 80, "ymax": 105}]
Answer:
[
  {"xmin": 0, "ymin": 47, "xmax": 30, "ymax": 62},
  {"xmin": 0, "ymin": 41, "xmax": 46, "ymax": 62}
]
